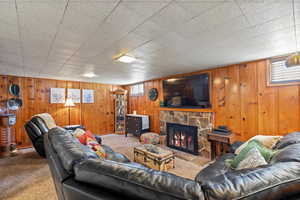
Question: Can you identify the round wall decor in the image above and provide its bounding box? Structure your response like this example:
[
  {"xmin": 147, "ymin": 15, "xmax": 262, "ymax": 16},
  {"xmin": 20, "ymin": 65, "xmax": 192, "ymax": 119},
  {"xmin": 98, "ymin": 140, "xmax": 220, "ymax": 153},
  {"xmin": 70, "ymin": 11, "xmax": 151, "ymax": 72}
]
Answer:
[
  {"xmin": 9, "ymin": 84, "xmax": 20, "ymax": 97},
  {"xmin": 148, "ymin": 88, "xmax": 158, "ymax": 101},
  {"xmin": 7, "ymin": 98, "xmax": 23, "ymax": 111}
]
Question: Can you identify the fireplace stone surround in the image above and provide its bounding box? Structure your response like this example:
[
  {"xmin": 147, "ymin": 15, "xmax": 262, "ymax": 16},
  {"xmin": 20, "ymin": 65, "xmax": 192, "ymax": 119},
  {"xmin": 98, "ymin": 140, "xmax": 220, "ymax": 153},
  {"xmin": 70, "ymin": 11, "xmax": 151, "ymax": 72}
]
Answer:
[{"xmin": 160, "ymin": 110, "xmax": 213, "ymax": 159}]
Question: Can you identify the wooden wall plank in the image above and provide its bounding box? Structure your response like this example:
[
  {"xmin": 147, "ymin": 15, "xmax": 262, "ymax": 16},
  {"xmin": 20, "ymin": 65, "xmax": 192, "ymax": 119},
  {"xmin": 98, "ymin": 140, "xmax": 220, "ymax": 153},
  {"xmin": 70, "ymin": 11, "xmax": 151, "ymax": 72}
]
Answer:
[
  {"xmin": 239, "ymin": 62, "xmax": 258, "ymax": 140},
  {"xmin": 212, "ymin": 68, "xmax": 228, "ymax": 128},
  {"xmin": 278, "ymin": 85, "xmax": 300, "ymax": 134},
  {"xmin": 225, "ymin": 65, "xmax": 242, "ymax": 139},
  {"xmin": 257, "ymin": 60, "xmax": 278, "ymax": 135}
]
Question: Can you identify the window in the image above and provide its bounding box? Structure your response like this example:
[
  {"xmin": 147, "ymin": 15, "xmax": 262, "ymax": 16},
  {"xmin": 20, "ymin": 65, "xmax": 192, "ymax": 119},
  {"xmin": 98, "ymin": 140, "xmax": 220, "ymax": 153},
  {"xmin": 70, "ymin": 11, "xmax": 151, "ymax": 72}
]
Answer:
[
  {"xmin": 269, "ymin": 56, "xmax": 300, "ymax": 86},
  {"xmin": 130, "ymin": 83, "xmax": 144, "ymax": 96}
]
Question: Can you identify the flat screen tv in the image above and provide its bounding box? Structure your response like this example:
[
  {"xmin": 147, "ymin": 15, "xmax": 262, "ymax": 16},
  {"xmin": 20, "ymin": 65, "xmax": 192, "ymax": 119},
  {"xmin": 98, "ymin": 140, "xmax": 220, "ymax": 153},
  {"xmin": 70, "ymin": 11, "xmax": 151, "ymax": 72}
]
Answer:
[{"xmin": 163, "ymin": 73, "xmax": 210, "ymax": 108}]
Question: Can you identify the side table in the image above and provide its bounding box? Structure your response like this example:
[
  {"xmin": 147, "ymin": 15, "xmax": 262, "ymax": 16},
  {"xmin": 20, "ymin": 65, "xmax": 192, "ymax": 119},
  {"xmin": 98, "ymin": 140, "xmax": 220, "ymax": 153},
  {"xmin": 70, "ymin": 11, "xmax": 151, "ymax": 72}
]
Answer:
[{"xmin": 207, "ymin": 133, "xmax": 235, "ymax": 160}]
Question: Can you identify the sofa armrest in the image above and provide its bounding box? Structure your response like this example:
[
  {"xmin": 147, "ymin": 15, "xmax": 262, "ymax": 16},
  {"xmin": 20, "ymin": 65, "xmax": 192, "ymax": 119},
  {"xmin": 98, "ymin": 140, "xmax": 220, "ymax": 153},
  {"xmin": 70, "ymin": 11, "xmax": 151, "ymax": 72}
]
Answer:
[
  {"xmin": 202, "ymin": 162, "xmax": 300, "ymax": 200},
  {"xmin": 63, "ymin": 125, "xmax": 85, "ymax": 131}
]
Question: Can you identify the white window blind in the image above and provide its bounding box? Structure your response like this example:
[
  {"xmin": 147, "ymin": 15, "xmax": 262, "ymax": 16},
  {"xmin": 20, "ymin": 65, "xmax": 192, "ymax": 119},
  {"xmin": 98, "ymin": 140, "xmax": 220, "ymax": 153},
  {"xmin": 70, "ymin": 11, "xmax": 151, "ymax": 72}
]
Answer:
[
  {"xmin": 270, "ymin": 58, "xmax": 300, "ymax": 84},
  {"xmin": 130, "ymin": 83, "xmax": 144, "ymax": 96}
]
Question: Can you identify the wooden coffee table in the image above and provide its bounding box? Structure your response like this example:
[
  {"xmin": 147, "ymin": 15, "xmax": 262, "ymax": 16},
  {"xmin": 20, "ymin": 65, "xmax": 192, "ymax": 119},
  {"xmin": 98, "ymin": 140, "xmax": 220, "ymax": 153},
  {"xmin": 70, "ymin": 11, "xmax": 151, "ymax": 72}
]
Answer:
[{"xmin": 134, "ymin": 145, "xmax": 175, "ymax": 171}]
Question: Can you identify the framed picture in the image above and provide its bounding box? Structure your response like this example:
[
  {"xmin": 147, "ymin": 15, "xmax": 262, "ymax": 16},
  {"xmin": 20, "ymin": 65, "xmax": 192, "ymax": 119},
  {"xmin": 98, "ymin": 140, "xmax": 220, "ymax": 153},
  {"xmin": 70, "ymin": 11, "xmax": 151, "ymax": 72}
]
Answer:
[
  {"xmin": 67, "ymin": 88, "xmax": 81, "ymax": 103},
  {"xmin": 50, "ymin": 88, "xmax": 65, "ymax": 103},
  {"xmin": 82, "ymin": 89, "xmax": 94, "ymax": 103}
]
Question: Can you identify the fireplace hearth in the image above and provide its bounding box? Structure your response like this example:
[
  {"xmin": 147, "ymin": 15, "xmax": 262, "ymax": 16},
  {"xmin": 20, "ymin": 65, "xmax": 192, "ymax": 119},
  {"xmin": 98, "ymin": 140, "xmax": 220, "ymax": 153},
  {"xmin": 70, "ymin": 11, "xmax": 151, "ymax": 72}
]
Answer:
[{"xmin": 167, "ymin": 123, "xmax": 198, "ymax": 155}]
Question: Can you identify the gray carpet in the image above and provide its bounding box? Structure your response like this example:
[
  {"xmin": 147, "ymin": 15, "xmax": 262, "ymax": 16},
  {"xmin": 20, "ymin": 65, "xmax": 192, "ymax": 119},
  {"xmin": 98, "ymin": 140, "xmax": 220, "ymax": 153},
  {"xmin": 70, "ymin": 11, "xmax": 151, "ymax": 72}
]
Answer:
[{"xmin": 0, "ymin": 134, "xmax": 209, "ymax": 200}]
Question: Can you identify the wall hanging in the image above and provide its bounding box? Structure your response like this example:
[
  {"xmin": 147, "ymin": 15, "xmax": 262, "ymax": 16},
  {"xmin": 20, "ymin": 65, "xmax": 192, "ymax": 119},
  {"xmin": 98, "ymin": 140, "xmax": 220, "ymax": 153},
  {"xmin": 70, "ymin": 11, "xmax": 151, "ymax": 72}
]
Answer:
[
  {"xmin": 50, "ymin": 88, "xmax": 65, "ymax": 103},
  {"xmin": 9, "ymin": 84, "xmax": 20, "ymax": 97},
  {"xmin": 7, "ymin": 98, "xmax": 23, "ymax": 111},
  {"xmin": 82, "ymin": 89, "xmax": 94, "ymax": 103},
  {"xmin": 148, "ymin": 88, "xmax": 158, "ymax": 101},
  {"xmin": 67, "ymin": 88, "xmax": 81, "ymax": 103}
]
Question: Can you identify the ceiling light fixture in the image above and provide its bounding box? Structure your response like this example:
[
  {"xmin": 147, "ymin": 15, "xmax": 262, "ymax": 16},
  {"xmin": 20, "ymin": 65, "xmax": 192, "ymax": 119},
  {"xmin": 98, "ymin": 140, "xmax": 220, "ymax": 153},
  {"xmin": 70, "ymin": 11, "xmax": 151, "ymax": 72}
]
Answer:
[
  {"xmin": 116, "ymin": 55, "xmax": 136, "ymax": 63},
  {"xmin": 83, "ymin": 72, "xmax": 96, "ymax": 78},
  {"xmin": 286, "ymin": 0, "xmax": 300, "ymax": 67}
]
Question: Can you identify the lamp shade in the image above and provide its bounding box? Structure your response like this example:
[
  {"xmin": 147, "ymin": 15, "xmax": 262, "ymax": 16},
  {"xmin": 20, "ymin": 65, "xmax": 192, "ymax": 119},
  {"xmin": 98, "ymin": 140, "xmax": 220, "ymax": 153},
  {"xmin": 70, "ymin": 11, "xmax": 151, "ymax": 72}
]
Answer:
[
  {"xmin": 65, "ymin": 98, "xmax": 75, "ymax": 107},
  {"xmin": 286, "ymin": 52, "xmax": 300, "ymax": 67}
]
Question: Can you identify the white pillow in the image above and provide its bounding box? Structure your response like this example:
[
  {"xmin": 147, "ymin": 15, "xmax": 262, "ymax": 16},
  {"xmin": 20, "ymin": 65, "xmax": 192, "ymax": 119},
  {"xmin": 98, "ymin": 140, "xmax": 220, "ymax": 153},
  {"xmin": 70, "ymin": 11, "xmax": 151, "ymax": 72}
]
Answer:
[{"xmin": 235, "ymin": 135, "xmax": 282, "ymax": 154}]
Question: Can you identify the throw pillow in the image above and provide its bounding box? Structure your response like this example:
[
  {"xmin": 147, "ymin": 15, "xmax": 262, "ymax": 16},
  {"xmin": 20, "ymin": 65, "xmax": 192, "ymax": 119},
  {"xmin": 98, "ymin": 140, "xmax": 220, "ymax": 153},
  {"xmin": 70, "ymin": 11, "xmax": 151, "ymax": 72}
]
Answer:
[
  {"xmin": 236, "ymin": 147, "xmax": 267, "ymax": 170},
  {"xmin": 235, "ymin": 135, "xmax": 282, "ymax": 154},
  {"xmin": 72, "ymin": 128, "xmax": 85, "ymax": 137},
  {"xmin": 230, "ymin": 140, "xmax": 275, "ymax": 169},
  {"xmin": 86, "ymin": 137, "xmax": 106, "ymax": 158},
  {"xmin": 75, "ymin": 130, "xmax": 96, "ymax": 145}
]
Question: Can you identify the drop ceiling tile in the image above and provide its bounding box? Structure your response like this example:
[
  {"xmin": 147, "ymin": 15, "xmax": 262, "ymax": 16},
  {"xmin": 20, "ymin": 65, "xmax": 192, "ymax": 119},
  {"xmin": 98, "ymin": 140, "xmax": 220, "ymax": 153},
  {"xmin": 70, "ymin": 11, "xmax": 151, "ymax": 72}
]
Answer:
[
  {"xmin": 133, "ymin": 20, "xmax": 169, "ymax": 40},
  {"xmin": 150, "ymin": 2, "xmax": 194, "ymax": 29},
  {"xmin": 0, "ymin": 2, "xmax": 18, "ymax": 26},
  {"xmin": 122, "ymin": 1, "xmax": 171, "ymax": 19},
  {"xmin": 243, "ymin": 0, "xmax": 293, "ymax": 26},
  {"xmin": 195, "ymin": 2, "xmax": 243, "ymax": 29},
  {"xmin": 175, "ymin": 0, "xmax": 221, "ymax": 18},
  {"xmin": 68, "ymin": 1, "xmax": 118, "ymax": 22},
  {"xmin": 175, "ymin": 18, "xmax": 208, "ymax": 39}
]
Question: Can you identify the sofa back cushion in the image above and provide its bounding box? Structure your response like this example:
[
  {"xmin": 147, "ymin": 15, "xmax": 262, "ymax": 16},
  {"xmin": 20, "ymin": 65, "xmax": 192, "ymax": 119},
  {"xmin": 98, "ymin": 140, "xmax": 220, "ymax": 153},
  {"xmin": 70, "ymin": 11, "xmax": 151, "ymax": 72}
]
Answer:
[
  {"xmin": 271, "ymin": 143, "xmax": 300, "ymax": 163},
  {"xmin": 201, "ymin": 162, "xmax": 300, "ymax": 200},
  {"xmin": 273, "ymin": 132, "xmax": 300, "ymax": 150},
  {"xmin": 74, "ymin": 159, "xmax": 204, "ymax": 200},
  {"xmin": 48, "ymin": 127, "xmax": 98, "ymax": 173},
  {"xmin": 31, "ymin": 116, "xmax": 50, "ymax": 135}
]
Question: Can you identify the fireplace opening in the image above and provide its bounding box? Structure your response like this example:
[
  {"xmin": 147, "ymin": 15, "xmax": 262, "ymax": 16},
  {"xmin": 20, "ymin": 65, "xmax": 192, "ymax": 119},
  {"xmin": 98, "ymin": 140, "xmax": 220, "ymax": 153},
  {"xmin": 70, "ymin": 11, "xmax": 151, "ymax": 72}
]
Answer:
[{"xmin": 166, "ymin": 123, "xmax": 198, "ymax": 155}]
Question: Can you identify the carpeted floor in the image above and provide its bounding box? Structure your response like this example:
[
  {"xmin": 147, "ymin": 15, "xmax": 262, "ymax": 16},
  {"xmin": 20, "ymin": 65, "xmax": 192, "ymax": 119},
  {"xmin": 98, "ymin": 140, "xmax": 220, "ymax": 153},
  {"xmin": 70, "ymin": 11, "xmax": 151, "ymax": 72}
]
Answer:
[
  {"xmin": 0, "ymin": 134, "xmax": 210, "ymax": 200},
  {"xmin": 0, "ymin": 149, "xmax": 57, "ymax": 200}
]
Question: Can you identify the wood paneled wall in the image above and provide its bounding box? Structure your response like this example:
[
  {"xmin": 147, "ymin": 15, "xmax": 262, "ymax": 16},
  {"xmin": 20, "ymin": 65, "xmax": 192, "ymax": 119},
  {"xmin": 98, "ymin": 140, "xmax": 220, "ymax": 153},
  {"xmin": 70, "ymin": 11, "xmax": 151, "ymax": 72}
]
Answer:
[
  {"xmin": 125, "ymin": 59, "xmax": 300, "ymax": 142},
  {"xmin": 0, "ymin": 75, "xmax": 119, "ymax": 148}
]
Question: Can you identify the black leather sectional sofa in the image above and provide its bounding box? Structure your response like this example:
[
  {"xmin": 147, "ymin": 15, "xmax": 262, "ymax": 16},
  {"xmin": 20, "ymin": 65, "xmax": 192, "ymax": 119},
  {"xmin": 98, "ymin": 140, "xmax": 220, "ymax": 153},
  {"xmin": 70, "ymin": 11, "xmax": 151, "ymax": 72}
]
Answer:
[{"xmin": 44, "ymin": 125, "xmax": 300, "ymax": 200}]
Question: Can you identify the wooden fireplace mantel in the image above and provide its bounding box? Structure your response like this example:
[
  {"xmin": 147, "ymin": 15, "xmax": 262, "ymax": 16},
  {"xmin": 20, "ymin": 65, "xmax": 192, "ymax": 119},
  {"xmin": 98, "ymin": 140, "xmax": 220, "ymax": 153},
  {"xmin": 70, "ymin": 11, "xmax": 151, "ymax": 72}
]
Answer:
[{"xmin": 159, "ymin": 107, "xmax": 213, "ymax": 113}]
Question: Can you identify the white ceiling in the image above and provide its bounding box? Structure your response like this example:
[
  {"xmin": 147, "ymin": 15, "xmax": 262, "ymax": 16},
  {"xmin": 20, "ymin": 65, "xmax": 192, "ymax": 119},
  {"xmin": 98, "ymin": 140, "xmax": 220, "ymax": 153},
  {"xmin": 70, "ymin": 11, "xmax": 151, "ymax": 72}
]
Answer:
[{"xmin": 0, "ymin": 0, "xmax": 299, "ymax": 85}]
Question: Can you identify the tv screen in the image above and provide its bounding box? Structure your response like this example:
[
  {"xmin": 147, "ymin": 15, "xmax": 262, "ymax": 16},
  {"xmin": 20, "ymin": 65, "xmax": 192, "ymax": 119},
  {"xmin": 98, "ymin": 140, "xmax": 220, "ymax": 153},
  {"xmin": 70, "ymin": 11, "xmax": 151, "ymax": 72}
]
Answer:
[{"xmin": 163, "ymin": 73, "xmax": 210, "ymax": 108}]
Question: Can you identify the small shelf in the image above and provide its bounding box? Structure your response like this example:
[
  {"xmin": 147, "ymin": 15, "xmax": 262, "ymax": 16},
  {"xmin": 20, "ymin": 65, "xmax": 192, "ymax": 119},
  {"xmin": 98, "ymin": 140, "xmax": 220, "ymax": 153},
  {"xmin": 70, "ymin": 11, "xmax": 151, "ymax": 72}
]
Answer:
[{"xmin": 158, "ymin": 107, "xmax": 213, "ymax": 113}]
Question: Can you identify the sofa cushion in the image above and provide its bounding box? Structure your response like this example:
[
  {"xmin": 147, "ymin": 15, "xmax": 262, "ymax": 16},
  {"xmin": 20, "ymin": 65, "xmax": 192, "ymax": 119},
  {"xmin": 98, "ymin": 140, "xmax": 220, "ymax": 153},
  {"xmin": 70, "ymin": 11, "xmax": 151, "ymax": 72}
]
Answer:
[
  {"xmin": 235, "ymin": 135, "xmax": 282, "ymax": 154},
  {"xmin": 48, "ymin": 127, "xmax": 98, "ymax": 173},
  {"xmin": 74, "ymin": 159, "xmax": 205, "ymax": 200},
  {"xmin": 195, "ymin": 153, "xmax": 234, "ymax": 184},
  {"xmin": 273, "ymin": 132, "xmax": 300, "ymax": 150},
  {"xmin": 230, "ymin": 140, "xmax": 274, "ymax": 169},
  {"xmin": 271, "ymin": 143, "xmax": 300, "ymax": 163},
  {"xmin": 236, "ymin": 147, "xmax": 267, "ymax": 170},
  {"xmin": 202, "ymin": 162, "xmax": 300, "ymax": 200}
]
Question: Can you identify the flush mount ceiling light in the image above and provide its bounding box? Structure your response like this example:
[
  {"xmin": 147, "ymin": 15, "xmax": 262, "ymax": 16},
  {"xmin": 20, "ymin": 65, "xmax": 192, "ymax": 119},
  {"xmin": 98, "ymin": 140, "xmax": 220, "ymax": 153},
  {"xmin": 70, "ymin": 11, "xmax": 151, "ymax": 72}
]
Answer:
[
  {"xmin": 83, "ymin": 72, "xmax": 97, "ymax": 78},
  {"xmin": 286, "ymin": 0, "xmax": 300, "ymax": 67},
  {"xmin": 116, "ymin": 55, "xmax": 136, "ymax": 63}
]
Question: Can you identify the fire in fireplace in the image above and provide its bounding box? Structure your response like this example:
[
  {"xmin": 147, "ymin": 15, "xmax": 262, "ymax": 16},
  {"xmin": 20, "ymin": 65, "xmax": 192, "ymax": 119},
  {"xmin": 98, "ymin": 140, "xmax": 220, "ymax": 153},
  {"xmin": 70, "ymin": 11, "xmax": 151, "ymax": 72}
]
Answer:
[{"xmin": 166, "ymin": 123, "xmax": 198, "ymax": 155}]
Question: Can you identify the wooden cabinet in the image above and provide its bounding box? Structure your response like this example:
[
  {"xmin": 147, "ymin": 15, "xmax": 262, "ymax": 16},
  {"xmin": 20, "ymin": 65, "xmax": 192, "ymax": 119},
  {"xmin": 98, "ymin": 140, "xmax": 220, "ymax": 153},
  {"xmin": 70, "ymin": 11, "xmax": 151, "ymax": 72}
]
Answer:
[
  {"xmin": 113, "ymin": 90, "xmax": 127, "ymax": 134},
  {"xmin": 125, "ymin": 114, "xmax": 150, "ymax": 137}
]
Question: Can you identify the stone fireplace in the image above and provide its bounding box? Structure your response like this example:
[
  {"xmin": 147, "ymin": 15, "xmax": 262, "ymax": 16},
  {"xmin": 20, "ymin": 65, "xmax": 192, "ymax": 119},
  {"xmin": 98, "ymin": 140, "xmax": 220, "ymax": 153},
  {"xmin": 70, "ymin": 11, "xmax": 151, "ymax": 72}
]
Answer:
[
  {"xmin": 160, "ymin": 111, "xmax": 213, "ymax": 158},
  {"xmin": 167, "ymin": 123, "xmax": 198, "ymax": 155}
]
